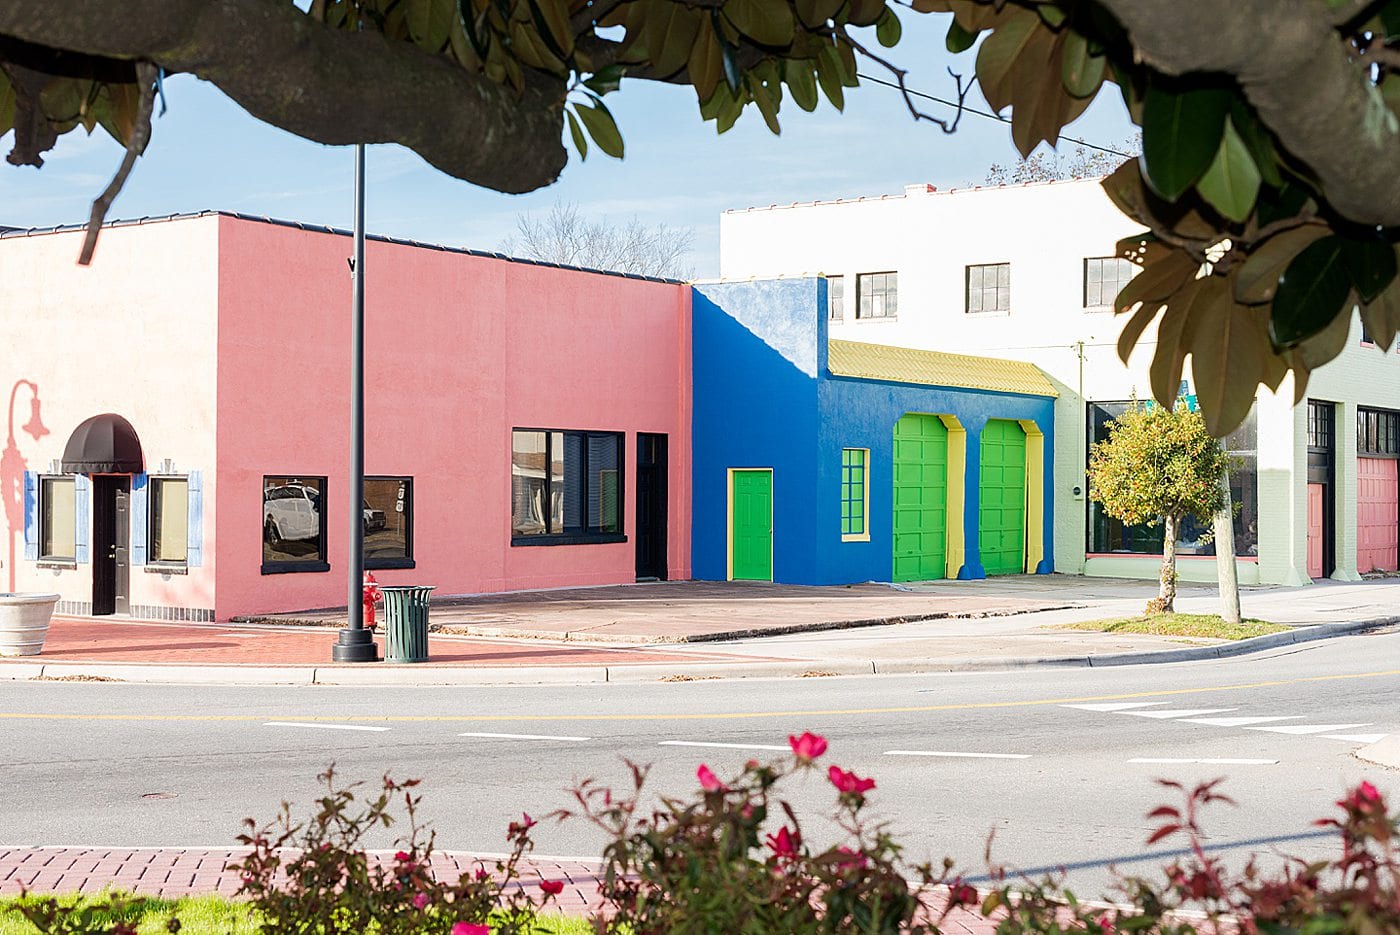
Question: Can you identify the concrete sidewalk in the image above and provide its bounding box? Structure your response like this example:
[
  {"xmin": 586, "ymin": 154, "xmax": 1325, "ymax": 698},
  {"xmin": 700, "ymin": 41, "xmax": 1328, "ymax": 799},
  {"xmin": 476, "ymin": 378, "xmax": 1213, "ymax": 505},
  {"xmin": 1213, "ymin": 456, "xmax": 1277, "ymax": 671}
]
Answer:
[{"xmin": 1, "ymin": 577, "xmax": 1395, "ymax": 685}]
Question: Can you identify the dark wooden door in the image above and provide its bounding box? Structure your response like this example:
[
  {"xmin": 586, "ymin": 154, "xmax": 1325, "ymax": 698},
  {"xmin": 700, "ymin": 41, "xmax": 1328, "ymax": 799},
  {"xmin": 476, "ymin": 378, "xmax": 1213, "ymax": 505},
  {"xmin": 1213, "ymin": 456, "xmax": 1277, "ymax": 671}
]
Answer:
[
  {"xmin": 93, "ymin": 476, "xmax": 131, "ymax": 615},
  {"xmin": 635, "ymin": 433, "xmax": 668, "ymax": 581}
]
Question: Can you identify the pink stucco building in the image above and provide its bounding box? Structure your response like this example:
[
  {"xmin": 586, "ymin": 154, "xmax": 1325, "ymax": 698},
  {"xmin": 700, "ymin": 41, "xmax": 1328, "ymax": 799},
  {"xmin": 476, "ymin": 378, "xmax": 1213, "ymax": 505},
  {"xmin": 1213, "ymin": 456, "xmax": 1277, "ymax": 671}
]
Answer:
[{"xmin": 1, "ymin": 213, "xmax": 692, "ymax": 621}]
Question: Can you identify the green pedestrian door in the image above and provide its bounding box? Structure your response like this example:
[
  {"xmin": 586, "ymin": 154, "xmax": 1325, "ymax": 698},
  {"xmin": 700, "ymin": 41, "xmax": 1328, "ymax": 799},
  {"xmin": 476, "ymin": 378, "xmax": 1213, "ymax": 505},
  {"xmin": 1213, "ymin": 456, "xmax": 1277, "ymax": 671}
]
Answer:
[
  {"xmin": 892, "ymin": 414, "xmax": 948, "ymax": 582},
  {"xmin": 979, "ymin": 419, "xmax": 1026, "ymax": 576},
  {"xmin": 730, "ymin": 470, "xmax": 773, "ymax": 581}
]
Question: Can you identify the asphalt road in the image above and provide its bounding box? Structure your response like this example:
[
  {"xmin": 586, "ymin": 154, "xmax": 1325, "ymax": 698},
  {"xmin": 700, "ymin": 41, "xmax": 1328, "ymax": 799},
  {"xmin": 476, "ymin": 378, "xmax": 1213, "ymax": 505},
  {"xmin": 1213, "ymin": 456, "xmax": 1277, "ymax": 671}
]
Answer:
[{"xmin": 2, "ymin": 627, "xmax": 1397, "ymax": 899}]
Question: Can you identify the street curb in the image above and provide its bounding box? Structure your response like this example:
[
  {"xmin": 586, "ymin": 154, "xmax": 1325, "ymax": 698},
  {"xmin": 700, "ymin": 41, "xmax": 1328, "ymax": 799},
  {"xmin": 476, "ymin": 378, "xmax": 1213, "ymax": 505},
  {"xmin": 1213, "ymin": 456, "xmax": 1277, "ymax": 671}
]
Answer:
[{"xmin": 3, "ymin": 616, "xmax": 1393, "ymax": 687}]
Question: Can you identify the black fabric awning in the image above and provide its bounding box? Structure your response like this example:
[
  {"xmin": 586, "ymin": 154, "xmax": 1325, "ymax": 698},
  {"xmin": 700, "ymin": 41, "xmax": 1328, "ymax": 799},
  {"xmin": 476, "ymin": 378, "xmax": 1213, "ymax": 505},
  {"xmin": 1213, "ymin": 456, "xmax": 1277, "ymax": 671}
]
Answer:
[{"xmin": 61, "ymin": 413, "xmax": 144, "ymax": 474}]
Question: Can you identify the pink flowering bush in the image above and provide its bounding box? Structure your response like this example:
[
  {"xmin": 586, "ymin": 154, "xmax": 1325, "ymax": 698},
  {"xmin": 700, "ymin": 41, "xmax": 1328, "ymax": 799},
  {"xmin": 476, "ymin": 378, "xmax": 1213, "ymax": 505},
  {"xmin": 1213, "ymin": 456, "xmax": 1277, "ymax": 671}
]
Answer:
[{"xmin": 229, "ymin": 765, "xmax": 555, "ymax": 934}]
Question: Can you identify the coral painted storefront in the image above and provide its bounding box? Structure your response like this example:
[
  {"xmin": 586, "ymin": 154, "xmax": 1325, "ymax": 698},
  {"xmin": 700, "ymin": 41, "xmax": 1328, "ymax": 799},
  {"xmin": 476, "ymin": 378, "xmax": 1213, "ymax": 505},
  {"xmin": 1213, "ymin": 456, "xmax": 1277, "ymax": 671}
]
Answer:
[{"xmin": 1, "ymin": 213, "xmax": 691, "ymax": 621}]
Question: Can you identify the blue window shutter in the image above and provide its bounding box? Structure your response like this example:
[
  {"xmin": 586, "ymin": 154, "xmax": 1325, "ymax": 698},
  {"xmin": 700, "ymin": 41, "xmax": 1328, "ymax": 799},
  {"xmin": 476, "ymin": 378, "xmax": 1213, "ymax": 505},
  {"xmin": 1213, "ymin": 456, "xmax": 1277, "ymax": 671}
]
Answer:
[
  {"xmin": 74, "ymin": 475, "xmax": 91, "ymax": 564},
  {"xmin": 186, "ymin": 470, "xmax": 203, "ymax": 567},
  {"xmin": 131, "ymin": 473, "xmax": 148, "ymax": 566},
  {"xmin": 23, "ymin": 471, "xmax": 38, "ymax": 561}
]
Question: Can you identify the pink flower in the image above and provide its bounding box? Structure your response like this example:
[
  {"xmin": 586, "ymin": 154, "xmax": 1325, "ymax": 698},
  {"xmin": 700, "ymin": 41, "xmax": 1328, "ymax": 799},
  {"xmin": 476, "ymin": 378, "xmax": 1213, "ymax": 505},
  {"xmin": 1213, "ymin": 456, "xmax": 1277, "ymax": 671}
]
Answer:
[
  {"xmin": 946, "ymin": 880, "xmax": 978, "ymax": 906},
  {"xmin": 828, "ymin": 765, "xmax": 876, "ymax": 795},
  {"xmin": 539, "ymin": 879, "xmax": 565, "ymax": 895},
  {"xmin": 833, "ymin": 846, "xmax": 868, "ymax": 869},
  {"xmin": 412, "ymin": 892, "xmax": 431, "ymax": 910},
  {"xmin": 765, "ymin": 826, "xmax": 798, "ymax": 859},
  {"xmin": 1358, "ymin": 781, "xmax": 1381, "ymax": 804},
  {"xmin": 697, "ymin": 764, "xmax": 726, "ymax": 792},
  {"xmin": 394, "ymin": 850, "xmax": 412, "ymax": 862},
  {"xmin": 789, "ymin": 731, "xmax": 828, "ymax": 763},
  {"xmin": 451, "ymin": 924, "xmax": 489, "ymax": 935}
]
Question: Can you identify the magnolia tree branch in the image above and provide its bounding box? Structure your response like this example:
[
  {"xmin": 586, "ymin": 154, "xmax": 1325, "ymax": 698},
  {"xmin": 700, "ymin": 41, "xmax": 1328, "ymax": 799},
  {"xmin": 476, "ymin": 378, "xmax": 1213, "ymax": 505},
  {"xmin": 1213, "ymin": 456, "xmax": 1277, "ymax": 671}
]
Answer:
[
  {"xmin": 79, "ymin": 61, "xmax": 158, "ymax": 265},
  {"xmin": 1093, "ymin": 0, "xmax": 1400, "ymax": 227},
  {"xmin": 0, "ymin": 0, "xmax": 568, "ymax": 194}
]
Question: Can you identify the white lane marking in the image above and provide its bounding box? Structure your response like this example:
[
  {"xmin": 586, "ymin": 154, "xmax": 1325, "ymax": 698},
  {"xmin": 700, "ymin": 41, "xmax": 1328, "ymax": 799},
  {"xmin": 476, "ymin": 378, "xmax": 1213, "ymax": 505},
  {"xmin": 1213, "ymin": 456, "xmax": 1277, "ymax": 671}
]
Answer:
[
  {"xmin": 457, "ymin": 732, "xmax": 590, "ymax": 742},
  {"xmin": 658, "ymin": 741, "xmax": 789, "ymax": 751},
  {"xmin": 1180, "ymin": 716, "xmax": 1304, "ymax": 727},
  {"xmin": 1247, "ymin": 723, "xmax": 1371, "ymax": 735},
  {"xmin": 264, "ymin": 722, "xmax": 390, "ymax": 732},
  {"xmin": 1060, "ymin": 702, "xmax": 1170, "ymax": 712},
  {"xmin": 1322, "ymin": 733, "xmax": 1388, "ymax": 744},
  {"xmin": 1129, "ymin": 758, "xmax": 1277, "ymax": 765},
  {"xmin": 884, "ymin": 750, "xmax": 1031, "ymax": 759},
  {"xmin": 1121, "ymin": 708, "xmax": 1237, "ymax": 719}
]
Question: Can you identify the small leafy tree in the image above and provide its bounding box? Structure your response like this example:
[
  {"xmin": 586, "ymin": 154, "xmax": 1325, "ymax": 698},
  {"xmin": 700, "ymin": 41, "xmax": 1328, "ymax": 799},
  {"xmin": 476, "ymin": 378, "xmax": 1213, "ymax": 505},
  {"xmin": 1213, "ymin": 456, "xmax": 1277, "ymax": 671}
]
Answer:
[{"xmin": 1087, "ymin": 401, "xmax": 1229, "ymax": 614}]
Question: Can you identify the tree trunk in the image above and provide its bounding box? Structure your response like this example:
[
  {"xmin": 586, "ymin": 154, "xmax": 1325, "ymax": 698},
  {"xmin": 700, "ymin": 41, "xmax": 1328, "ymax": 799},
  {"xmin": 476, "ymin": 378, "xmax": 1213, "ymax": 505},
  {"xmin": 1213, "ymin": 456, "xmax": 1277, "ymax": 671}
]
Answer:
[
  {"xmin": 1214, "ymin": 476, "xmax": 1242, "ymax": 625},
  {"xmin": 1154, "ymin": 513, "xmax": 1179, "ymax": 614}
]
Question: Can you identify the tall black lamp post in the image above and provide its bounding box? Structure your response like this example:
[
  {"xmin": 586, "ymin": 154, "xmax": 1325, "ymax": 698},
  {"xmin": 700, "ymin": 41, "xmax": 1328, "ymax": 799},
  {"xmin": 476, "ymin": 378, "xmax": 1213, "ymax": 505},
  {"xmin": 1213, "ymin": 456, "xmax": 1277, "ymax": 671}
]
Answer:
[{"xmin": 333, "ymin": 143, "xmax": 377, "ymax": 663}]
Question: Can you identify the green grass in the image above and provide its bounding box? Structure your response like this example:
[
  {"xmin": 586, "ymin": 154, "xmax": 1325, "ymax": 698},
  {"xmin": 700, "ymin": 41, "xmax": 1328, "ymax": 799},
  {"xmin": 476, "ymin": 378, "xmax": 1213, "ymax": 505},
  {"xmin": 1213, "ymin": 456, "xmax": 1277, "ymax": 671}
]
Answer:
[
  {"xmin": 1058, "ymin": 612, "xmax": 1288, "ymax": 641},
  {"xmin": 0, "ymin": 894, "xmax": 592, "ymax": 935}
]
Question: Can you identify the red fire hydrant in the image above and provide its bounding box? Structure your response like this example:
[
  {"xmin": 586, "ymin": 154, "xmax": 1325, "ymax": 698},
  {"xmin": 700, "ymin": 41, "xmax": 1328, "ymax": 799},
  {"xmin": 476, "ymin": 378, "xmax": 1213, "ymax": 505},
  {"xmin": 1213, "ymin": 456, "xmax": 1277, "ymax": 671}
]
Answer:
[{"xmin": 362, "ymin": 571, "xmax": 382, "ymax": 630}]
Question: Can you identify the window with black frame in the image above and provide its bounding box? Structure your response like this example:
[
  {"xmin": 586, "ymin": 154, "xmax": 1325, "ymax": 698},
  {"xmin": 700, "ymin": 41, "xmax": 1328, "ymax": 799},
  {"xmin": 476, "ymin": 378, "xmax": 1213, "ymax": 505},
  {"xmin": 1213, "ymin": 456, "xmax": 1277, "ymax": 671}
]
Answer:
[
  {"xmin": 1087, "ymin": 402, "xmax": 1259, "ymax": 557},
  {"xmin": 511, "ymin": 430, "xmax": 624, "ymax": 544},
  {"xmin": 364, "ymin": 476, "xmax": 412, "ymax": 568},
  {"xmin": 262, "ymin": 475, "xmax": 329, "ymax": 572}
]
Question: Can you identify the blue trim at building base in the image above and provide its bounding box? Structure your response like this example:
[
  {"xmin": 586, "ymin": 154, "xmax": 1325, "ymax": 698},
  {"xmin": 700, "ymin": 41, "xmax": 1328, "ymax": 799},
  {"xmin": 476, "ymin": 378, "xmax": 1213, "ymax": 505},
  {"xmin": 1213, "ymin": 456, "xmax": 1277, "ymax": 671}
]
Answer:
[{"xmin": 957, "ymin": 563, "xmax": 986, "ymax": 580}]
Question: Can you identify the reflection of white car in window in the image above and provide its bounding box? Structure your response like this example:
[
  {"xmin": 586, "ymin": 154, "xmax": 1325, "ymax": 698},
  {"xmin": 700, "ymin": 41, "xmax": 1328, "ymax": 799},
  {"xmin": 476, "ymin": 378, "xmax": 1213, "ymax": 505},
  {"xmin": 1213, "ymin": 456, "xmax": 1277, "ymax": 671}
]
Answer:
[
  {"xmin": 363, "ymin": 500, "xmax": 386, "ymax": 533},
  {"xmin": 263, "ymin": 484, "xmax": 321, "ymax": 543}
]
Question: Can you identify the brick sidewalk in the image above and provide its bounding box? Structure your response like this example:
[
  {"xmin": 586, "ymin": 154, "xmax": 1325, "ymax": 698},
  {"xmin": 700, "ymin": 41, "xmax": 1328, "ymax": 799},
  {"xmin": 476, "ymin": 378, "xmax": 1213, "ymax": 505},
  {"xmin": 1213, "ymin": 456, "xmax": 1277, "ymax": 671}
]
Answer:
[{"xmin": 0, "ymin": 847, "xmax": 998, "ymax": 931}]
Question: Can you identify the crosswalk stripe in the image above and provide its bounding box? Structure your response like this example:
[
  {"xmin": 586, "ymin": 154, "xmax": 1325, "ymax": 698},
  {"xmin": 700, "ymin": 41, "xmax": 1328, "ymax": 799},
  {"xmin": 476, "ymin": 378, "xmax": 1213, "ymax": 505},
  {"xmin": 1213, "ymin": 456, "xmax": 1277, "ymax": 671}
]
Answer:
[
  {"xmin": 1129, "ymin": 757, "xmax": 1276, "ymax": 765},
  {"xmin": 1321, "ymin": 733, "xmax": 1388, "ymax": 744},
  {"xmin": 1060, "ymin": 702, "xmax": 1169, "ymax": 712},
  {"xmin": 1121, "ymin": 708, "xmax": 1237, "ymax": 719},
  {"xmin": 1247, "ymin": 723, "xmax": 1370, "ymax": 735}
]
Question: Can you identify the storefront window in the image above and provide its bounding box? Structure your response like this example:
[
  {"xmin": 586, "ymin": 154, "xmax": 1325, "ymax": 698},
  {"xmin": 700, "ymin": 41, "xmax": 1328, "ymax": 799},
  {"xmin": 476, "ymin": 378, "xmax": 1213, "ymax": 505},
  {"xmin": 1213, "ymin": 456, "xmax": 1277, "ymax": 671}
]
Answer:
[
  {"xmin": 150, "ymin": 477, "xmax": 189, "ymax": 564},
  {"xmin": 1087, "ymin": 402, "xmax": 1258, "ymax": 557},
  {"xmin": 262, "ymin": 475, "xmax": 328, "ymax": 572},
  {"xmin": 512, "ymin": 429, "xmax": 623, "ymax": 543},
  {"xmin": 364, "ymin": 476, "xmax": 412, "ymax": 567},
  {"xmin": 40, "ymin": 476, "xmax": 76, "ymax": 561}
]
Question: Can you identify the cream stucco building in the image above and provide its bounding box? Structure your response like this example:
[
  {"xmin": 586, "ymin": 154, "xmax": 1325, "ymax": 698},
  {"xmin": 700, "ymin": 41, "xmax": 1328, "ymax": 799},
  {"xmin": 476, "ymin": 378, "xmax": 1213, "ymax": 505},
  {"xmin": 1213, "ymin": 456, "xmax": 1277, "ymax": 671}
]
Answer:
[{"xmin": 719, "ymin": 179, "xmax": 1400, "ymax": 586}]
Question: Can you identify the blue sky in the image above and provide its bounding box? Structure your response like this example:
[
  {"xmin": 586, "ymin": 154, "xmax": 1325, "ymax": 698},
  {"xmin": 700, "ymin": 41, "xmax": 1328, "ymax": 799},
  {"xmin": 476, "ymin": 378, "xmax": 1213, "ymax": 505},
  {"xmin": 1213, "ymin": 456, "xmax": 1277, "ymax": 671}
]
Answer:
[{"xmin": 0, "ymin": 13, "xmax": 1134, "ymax": 276}]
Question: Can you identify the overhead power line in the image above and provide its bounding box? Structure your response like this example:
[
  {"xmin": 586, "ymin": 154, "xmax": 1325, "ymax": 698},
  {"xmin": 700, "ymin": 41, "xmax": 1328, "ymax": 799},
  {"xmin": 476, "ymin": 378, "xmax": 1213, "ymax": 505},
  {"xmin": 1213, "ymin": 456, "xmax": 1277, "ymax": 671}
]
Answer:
[{"xmin": 855, "ymin": 72, "xmax": 1136, "ymax": 158}]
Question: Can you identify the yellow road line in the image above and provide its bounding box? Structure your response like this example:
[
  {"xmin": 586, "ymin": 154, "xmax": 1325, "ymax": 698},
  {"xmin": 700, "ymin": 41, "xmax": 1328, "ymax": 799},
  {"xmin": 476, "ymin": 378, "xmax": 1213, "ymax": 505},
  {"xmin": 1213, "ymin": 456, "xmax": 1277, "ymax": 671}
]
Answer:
[{"xmin": 1, "ymin": 667, "xmax": 1398, "ymax": 724}]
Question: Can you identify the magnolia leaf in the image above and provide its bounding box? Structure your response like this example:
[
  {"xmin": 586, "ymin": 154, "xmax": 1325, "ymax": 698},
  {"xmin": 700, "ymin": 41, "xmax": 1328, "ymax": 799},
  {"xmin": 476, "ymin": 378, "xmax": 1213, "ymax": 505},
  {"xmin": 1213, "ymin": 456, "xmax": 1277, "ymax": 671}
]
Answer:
[
  {"xmin": 975, "ymin": 9, "xmax": 1040, "ymax": 113},
  {"xmin": 1293, "ymin": 293, "xmax": 1355, "ymax": 369},
  {"xmin": 748, "ymin": 67, "xmax": 783, "ymax": 134},
  {"xmin": 1339, "ymin": 233, "xmax": 1398, "ymax": 303},
  {"xmin": 1141, "ymin": 84, "xmax": 1231, "ymax": 201},
  {"xmin": 1196, "ymin": 118, "xmax": 1261, "ymax": 223},
  {"xmin": 718, "ymin": 25, "xmax": 743, "ymax": 91},
  {"xmin": 1060, "ymin": 29, "xmax": 1105, "ymax": 99},
  {"xmin": 583, "ymin": 64, "xmax": 626, "ymax": 97},
  {"xmin": 1233, "ymin": 225, "xmax": 1329, "ymax": 305},
  {"xmin": 574, "ymin": 99, "xmax": 625, "ymax": 158},
  {"xmin": 1149, "ymin": 276, "xmax": 1206, "ymax": 406},
  {"xmin": 784, "ymin": 59, "xmax": 819, "ymax": 112},
  {"xmin": 1116, "ymin": 300, "xmax": 1161, "ymax": 365},
  {"xmin": 1009, "ymin": 29, "xmax": 1093, "ymax": 157},
  {"xmin": 1101, "ymin": 160, "xmax": 1219, "ymax": 243},
  {"xmin": 1037, "ymin": 3, "xmax": 1065, "ymax": 27},
  {"xmin": 642, "ymin": 1, "xmax": 701, "ymax": 78},
  {"xmin": 565, "ymin": 107, "xmax": 588, "ymax": 159},
  {"xmin": 724, "ymin": 0, "xmax": 795, "ymax": 46},
  {"xmin": 407, "ymin": 0, "xmax": 457, "ymax": 49},
  {"xmin": 0, "ymin": 70, "xmax": 14, "ymax": 136},
  {"xmin": 946, "ymin": 19, "xmax": 978, "ymax": 53},
  {"xmin": 1360, "ymin": 267, "xmax": 1400, "ymax": 351},
  {"xmin": 876, "ymin": 7, "xmax": 902, "ymax": 47},
  {"xmin": 688, "ymin": 24, "xmax": 723, "ymax": 101},
  {"xmin": 795, "ymin": 0, "xmax": 844, "ymax": 28},
  {"xmin": 1270, "ymin": 236, "xmax": 1351, "ymax": 347},
  {"xmin": 530, "ymin": 0, "xmax": 576, "ymax": 59},
  {"xmin": 816, "ymin": 42, "xmax": 846, "ymax": 110},
  {"xmin": 1227, "ymin": 98, "xmax": 1282, "ymax": 189},
  {"xmin": 1185, "ymin": 279, "xmax": 1270, "ymax": 435}
]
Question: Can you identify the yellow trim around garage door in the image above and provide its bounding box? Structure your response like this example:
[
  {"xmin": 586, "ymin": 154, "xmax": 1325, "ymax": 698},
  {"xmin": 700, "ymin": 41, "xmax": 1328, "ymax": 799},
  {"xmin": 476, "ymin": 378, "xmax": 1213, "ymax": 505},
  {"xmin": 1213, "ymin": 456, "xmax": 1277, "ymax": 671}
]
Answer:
[
  {"xmin": 1018, "ymin": 419, "xmax": 1045, "ymax": 574},
  {"xmin": 938, "ymin": 415, "xmax": 967, "ymax": 578}
]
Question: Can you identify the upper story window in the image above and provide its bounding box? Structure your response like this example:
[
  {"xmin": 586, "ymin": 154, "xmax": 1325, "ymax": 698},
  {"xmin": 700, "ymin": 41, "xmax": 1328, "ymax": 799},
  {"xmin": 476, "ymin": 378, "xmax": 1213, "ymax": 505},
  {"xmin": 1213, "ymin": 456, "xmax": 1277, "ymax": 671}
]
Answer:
[
  {"xmin": 966, "ymin": 263, "xmax": 1010, "ymax": 314},
  {"xmin": 512, "ymin": 429, "xmax": 624, "ymax": 545},
  {"xmin": 40, "ymin": 476, "xmax": 76, "ymax": 562},
  {"xmin": 1084, "ymin": 257, "xmax": 1138, "ymax": 310},
  {"xmin": 827, "ymin": 275, "xmax": 845, "ymax": 321},
  {"xmin": 856, "ymin": 272, "xmax": 897, "ymax": 319},
  {"xmin": 1359, "ymin": 407, "xmax": 1399, "ymax": 456},
  {"xmin": 149, "ymin": 477, "xmax": 189, "ymax": 565},
  {"xmin": 1308, "ymin": 400, "xmax": 1336, "ymax": 452},
  {"xmin": 262, "ymin": 475, "xmax": 329, "ymax": 573}
]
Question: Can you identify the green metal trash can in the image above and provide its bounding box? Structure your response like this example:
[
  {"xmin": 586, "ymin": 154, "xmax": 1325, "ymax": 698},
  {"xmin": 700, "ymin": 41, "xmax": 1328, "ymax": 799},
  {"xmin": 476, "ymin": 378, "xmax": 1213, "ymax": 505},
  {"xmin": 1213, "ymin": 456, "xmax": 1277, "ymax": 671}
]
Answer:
[{"xmin": 380, "ymin": 586, "xmax": 435, "ymax": 663}]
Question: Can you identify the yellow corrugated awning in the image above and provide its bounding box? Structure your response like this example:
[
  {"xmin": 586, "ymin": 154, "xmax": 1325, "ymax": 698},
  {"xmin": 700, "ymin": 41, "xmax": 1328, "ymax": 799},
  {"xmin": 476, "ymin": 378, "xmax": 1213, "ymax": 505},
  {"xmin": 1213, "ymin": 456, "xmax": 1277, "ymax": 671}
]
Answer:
[{"xmin": 827, "ymin": 339, "xmax": 1058, "ymax": 398}]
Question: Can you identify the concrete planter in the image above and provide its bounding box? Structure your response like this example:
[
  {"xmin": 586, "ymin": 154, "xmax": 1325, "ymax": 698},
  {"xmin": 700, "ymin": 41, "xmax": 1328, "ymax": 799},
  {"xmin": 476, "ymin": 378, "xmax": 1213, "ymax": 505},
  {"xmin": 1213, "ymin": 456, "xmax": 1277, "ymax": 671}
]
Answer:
[{"xmin": 0, "ymin": 593, "xmax": 60, "ymax": 657}]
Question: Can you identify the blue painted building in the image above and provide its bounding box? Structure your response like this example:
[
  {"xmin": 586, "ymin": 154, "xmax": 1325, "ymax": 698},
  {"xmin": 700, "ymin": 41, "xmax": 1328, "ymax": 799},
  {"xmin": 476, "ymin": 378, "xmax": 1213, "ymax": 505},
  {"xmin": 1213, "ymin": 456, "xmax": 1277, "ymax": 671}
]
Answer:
[{"xmin": 692, "ymin": 277, "xmax": 1057, "ymax": 585}]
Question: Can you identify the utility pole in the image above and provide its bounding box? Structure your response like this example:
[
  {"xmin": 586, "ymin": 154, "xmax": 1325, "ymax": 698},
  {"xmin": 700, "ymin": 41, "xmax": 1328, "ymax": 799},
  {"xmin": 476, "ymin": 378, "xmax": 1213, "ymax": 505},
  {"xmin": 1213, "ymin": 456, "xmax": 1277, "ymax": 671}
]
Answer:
[
  {"xmin": 333, "ymin": 142, "xmax": 377, "ymax": 663},
  {"xmin": 1214, "ymin": 472, "xmax": 1242, "ymax": 625}
]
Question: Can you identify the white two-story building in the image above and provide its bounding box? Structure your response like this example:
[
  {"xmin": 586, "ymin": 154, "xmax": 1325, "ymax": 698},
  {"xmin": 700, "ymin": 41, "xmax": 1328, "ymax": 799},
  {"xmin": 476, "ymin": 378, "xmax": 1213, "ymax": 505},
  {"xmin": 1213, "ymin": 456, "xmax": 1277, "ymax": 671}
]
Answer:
[{"xmin": 720, "ymin": 179, "xmax": 1400, "ymax": 586}]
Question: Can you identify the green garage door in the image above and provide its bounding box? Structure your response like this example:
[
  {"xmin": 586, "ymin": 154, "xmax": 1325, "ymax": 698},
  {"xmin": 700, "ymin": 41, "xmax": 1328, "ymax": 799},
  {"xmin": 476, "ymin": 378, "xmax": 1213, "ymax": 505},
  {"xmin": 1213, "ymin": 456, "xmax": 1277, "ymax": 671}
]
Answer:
[
  {"xmin": 892, "ymin": 414, "xmax": 948, "ymax": 582},
  {"xmin": 979, "ymin": 419, "xmax": 1026, "ymax": 576},
  {"xmin": 730, "ymin": 470, "xmax": 773, "ymax": 581}
]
